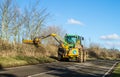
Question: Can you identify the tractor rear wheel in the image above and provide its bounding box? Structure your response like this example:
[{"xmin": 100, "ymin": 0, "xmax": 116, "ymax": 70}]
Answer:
[
  {"xmin": 77, "ymin": 49, "xmax": 83, "ymax": 63},
  {"xmin": 83, "ymin": 50, "xmax": 86, "ymax": 62}
]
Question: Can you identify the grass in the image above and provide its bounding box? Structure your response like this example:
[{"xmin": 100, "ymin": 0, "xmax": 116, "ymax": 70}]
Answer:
[
  {"xmin": 0, "ymin": 56, "xmax": 56, "ymax": 68},
  {"xmin": 0, "ymin": 39, "xmax": 57, "ymax": 68},
  {"xmin": 111, "ymin": 63, "xmax": 120, "ymax": 77}
]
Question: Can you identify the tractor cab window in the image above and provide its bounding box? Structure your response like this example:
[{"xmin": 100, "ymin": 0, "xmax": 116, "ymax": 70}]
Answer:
[{"xmin": 65, "ymin": 36, "xmax": 76, "ymax": 44}]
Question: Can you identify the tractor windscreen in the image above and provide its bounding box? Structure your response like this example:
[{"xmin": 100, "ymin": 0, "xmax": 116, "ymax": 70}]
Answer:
[{"xmin": 65, "ymin": 36, "xmax": 77, "ymax": 44}]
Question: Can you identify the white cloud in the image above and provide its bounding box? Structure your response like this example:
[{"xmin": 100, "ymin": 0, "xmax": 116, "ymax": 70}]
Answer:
[
  {"xmin": 105, "ymin": 42, "xmax": 120, "ymax": 47},
  {"xmin": 100, "ymin": 34, "xmax": 120, "ymax": 40},
  {"xmin": 67, "ymin": 18, "xmax": 84, "ymax": 26}
]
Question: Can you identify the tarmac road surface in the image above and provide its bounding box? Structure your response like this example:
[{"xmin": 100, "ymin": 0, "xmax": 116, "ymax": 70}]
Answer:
[{"xmin": 0, "ymin": 60, "xmax": 118, "ymax": 77}]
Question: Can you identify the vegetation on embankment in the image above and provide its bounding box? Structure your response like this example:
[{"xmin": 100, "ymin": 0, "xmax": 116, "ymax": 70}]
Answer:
[
  {"xmin": 86, "ymin": 44, "xmax": 120, "ymax": 60},
  {"xmin": 0, "ymin": 56, "xmax": 55, "ymax": 68},
  {"xmin": 0, "ymin": 39, "xmax": 57, "ymax": 68},
  {"xmin": 111, "ymin": 63, "xmax": 120, "ymax": 77}
]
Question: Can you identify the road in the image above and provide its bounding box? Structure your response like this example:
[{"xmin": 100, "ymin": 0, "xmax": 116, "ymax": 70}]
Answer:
[{"xmin": 0, "ymin": 60, "xmax": 118, "ymax": 77}]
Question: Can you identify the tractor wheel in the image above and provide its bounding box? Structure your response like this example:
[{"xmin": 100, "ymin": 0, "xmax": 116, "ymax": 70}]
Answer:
[
  {"xmin": 77, "ymin": 57, "xmax": 82, "ymax": 63},
  {"xmin": 83, "ymin": 50, "xmax": 86, "ymax": 62},
  {"xmin": 58, "ymin": 47, "xmax": 64, "ymax": 61},
  {"xmin": 65, "ymin": 58, "xmax": 69, "ymax": 62},
  {"xmin": 58, "ymin": 54, "xmax": 63, "ymax": 61},
  {"xmin": 77, "ymin": 49, "xmax": 83, "ymax": 63}
]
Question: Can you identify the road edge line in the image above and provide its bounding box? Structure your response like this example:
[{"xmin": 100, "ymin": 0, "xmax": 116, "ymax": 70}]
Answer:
[
  {"xmin": 27, "ymin": 70, "xmax": 54, "ymax": 77},
  {"xmin": 102, "ymin": 62, "xmax": 119, "ymax": 77}
]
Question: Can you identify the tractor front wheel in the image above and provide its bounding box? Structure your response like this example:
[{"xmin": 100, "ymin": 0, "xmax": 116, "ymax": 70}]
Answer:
[{"xmin": 58, "ymin": 54, "xmax": 63, "ymax": 61}]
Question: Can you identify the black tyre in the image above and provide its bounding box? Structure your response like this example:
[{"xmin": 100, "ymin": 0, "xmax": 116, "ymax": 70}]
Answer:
[
  {"xmin": 77, "ymin": 57, "xmax": 81, "ymax": 63},
  {"xmin": 58, "ymin": 54, "xmax": 63, "ymax": 61},
  {"xmin": 58, "ymin": 47, "xmax": 64, "ymax": 61}
]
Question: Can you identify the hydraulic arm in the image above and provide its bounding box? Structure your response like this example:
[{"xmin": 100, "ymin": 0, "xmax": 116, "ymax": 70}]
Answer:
[{"xmin": 23, "ymin": 33, "xmax": 68, "ymax": 48}]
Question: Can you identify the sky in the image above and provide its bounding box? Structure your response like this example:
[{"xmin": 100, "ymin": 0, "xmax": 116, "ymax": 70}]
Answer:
[{"xmin": 16, "ymin": 0, "xmax": 120, "ymax": 50}]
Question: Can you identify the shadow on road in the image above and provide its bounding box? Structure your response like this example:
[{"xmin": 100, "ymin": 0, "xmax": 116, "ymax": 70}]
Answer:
[
  {"xmin": 44, "ymin": 64, "xmax": 102, "ymax": 77},
  {"xmin": 0, "ymin": 64, "xmax": 5, "ymax": 71},
  {"xmin": 0, "ymin": 73, "xmax": 17, "ymax": 77},
  {"xmin": 49, "ymin": 56, "xmax": 78, "ymax": 62},
  {"xmin": 39, "ymin": 60, "xmax": 118, "ymax": 77},
  {"xmin": 0, "ymin": 64, "xmax": 17, "ymax": 77},
  {"xmin": 49, "ymin": 56, "xmax": 58, "ymax": 60}
]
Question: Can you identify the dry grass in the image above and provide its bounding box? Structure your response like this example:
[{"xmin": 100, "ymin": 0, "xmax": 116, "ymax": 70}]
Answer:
[
  {"xmin": 0, "ymin": 39, "xmax": 57, "ymax": 57},
  {"xmin": 87, "ymin": 44, "xmax": 120, "ymax": 60},
  {"xmin": 0, "ymin": 39, "xmax": 57, "ymax": 67}
]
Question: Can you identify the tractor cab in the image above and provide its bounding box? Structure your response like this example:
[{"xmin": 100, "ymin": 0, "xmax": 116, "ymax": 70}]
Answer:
[{"xmin": 64, "ymin": 34, "xmax": 84, "ymax": 48}]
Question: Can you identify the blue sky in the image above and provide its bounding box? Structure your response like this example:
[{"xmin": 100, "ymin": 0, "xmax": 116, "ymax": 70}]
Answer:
[{"xmin": 16, "ymin": 0, "xmax": 120, "ymax": 49}]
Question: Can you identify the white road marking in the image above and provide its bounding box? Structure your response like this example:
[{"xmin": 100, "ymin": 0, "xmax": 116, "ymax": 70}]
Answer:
[
  {"xmin": 102, "ymin": 62, "xmax": 118, "ymax": 77},
  {"xmin": 27, "ymin": 70, "xmax": 54, "ymax": 77}
]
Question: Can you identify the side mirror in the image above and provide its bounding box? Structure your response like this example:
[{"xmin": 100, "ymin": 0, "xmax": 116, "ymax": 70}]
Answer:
[{"xmin": 82, "ymin": 37, "xmax": 84, "ymax": 40}]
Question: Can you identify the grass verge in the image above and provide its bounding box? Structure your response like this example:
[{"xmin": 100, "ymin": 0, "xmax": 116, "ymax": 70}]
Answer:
[
  {"xmin": 111, "ymin": 63, "xmax": 120, "ymax": 77},
  {"xmin": 0, "ymin": 56, "xmax": 56, "ymax": 68}
]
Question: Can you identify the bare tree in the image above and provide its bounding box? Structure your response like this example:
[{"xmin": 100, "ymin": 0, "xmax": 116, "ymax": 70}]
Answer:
[
  {"xmin": 41, "ymin": 25, "xmax": 66, "ymax": 45},
  {"xmin": 22, "ymin": 1, "xmax": 49, "ymax": 40},
  {"xmin": 10, "ymin": 5, "xmax": 24, "ymax": 43},
  {"xmin": 0, "ymin": 0, "xmax": 13, "ymax": 40},
  {"xmin": 0, "ymin": 0, "xmax": 49, "ymax": 43}
]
